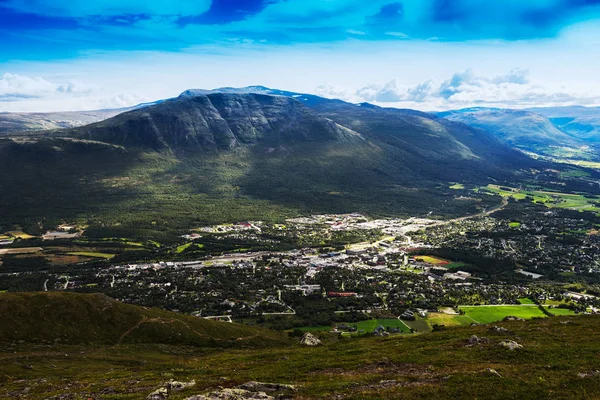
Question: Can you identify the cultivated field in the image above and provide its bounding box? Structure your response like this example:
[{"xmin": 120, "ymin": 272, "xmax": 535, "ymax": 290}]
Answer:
[{"xmin": 459, "ymin": 305, "xmax": 547, "ymax": 324}]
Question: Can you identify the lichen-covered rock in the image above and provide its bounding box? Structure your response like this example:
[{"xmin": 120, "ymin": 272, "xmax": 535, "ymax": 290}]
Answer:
[
  {"xmin": 499, "ymin": 340, "xmax": 523, "ymax": 350},
  {"xmin": 167, "ymin": 379, "xmax": 196, "ymax": 392},
  {"xmin": 147, "ymin": 387, "xmax": 169, "ymax": 400},
  {"xmin": 185, "ymin": 388, "xmax": 274, "ymax": 400},
  {"xmin": 299, "ymin": 332, "xmax": 322, "ymax": 346}
]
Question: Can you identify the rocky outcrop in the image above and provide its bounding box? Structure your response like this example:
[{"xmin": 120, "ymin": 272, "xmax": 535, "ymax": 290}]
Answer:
[
  {"xmin": 146, "ymin": 379, "xmax": 196, "ymax": 399},
  {"xmin": 185, "ymin": 381, "xmax": 297, "ymax": 400}
]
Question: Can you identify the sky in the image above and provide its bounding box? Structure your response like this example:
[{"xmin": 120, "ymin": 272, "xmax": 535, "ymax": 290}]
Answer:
[{"xmin": 1, "ymin": 0, "xmax": 600, "ymax": 112}]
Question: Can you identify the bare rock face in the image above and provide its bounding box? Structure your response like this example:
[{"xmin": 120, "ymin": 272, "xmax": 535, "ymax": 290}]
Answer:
[
  {"xmin": 70, "ymin": 93, "xmax": 356, "ymax": 151},
  {"xmin": 499, "ymin": 340, "xmax": 523, "ymax": 351},
  {"xmin": 299, "ymin": 332, "xmax": 322, "ymax": 346}
]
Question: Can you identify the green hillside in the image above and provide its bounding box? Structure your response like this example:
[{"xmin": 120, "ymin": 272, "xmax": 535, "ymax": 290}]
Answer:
[
  {"xmin": 0, "ymin": 294, "xmax": 598, "ymax": 399},
  {"xmin": 0, "ymin": 292, "xmax": 289, "ymax": 348}
]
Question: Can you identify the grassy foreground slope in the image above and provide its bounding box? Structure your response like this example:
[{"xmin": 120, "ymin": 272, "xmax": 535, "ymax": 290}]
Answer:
[
  {"xmin": 0, "ymin": 292, "xmax": 289, "ymax": 348},
  {"xmin": 0, "ymin": 293, "xmax": 598, "ymax": 399}
]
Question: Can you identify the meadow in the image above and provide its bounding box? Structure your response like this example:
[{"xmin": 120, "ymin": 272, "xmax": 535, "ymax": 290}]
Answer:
[
  {"xmin": 485, "ymin": 184, "xmax": 600, "ymax": 214},
  {"xmin": 459, "ymin": 305, "xmax": 547, "ymax": 324}
]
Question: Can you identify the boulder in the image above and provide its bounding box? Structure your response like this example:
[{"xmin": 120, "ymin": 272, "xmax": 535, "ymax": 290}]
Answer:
[
  {"xmin": 499, "ymin": 340, "xmax": 523, "ymax": 351},
  {"xmin": 467, "ymin": 335, "xmax": 489, "ymax": 346},
  {"xmin": 147, "ymin": 387, "xmax": 169, "ymax": 400},
  {"xmin": 488, "ymin": 326, "xmax": 509, "ymax": 334},
  {"xmin": 299, "ymin": 332, "xmax": 322, "ymax": 346}
]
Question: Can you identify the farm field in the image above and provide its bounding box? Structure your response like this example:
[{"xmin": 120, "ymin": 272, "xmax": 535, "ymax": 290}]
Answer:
[
  {"xmin": 545, "ymin": 307, "xmax": 577, "ymax": 316},
  {"xmin": 426, "ymin": 312, "xmax": 473, "ymax": 328},
  {"xmin": 485, "ymin": 184, "xmax": 600, "ymax": 213},
  {"xmin": 0, "ymin": 247, "xmax": 42, "ymax": 255},
  {"xmin": 6, "ymin": 231, "xmax": 36, "ymax": 240},
  {"xmin": 414, "ymin": 255, "xmax": 466, "ymax": 269},
  {"xmin": 459, "ymin": 305, "xmax": 547, "ymax": 324},
  {"xmin": 66, "ymin": 252, "xmax": 115, "ymax": 259}
]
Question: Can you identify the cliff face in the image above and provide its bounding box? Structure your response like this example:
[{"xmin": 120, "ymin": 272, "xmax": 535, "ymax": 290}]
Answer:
[{"xmin": 69, "ymin": 93, "xmax": 358, "ymax": 151}]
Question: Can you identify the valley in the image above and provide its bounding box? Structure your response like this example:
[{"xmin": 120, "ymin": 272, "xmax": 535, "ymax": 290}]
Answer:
[{"xmin": 1, "ymin": 90, "xmax": 600, "ymax": 400}]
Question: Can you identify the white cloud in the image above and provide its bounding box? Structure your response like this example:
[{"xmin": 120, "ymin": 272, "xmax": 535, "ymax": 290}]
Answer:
[
  {"xmin": 0, "ymin": 73, "xmax": 146, "ymax": 112},
  {"xmin": 317, "ymin": 69, "xmax": 600, "ymax": 110}
]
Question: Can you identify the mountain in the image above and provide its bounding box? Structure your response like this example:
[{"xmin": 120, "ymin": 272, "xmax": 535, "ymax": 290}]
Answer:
[
  {"xmin": 0, "ymin": 90, "xmax": 537, "ymax": 238},
  {"xmin": 0, "ymin": 292, "xmax": 289, "ymax": 347},
  {"xmin": 437, "ymin": 107, "xmax": 581, "ymax": 153},
  {"xmin": 0, "ymin": 100, "xmax": 162, "ymax": 136},
  {"xmin": 66, "ymin": 93, "xmax": 361, "ymax": 151},
  {"xmin": 526, "ymin": 106, "xmax": 600, "ymax": 144},
  {"xmin": 0, "ymin": 109, "xmax": 127, "ymax": 135}
]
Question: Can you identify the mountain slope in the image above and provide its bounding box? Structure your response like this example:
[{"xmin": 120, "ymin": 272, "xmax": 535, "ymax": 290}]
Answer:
[
  {"xmin": 526, "ymin": 106, "xmax": 600, "ymax": 144},
  {"xmin": 67, "ymin": 93, "xmax": 360, "ymax": 151},
  {"xmin": 0, "ymin": 292, "xmax": 289, "ymax": 347},
  {"xmin": 438, "ymin": 108, "xmax": 580, "ymax": 153}
]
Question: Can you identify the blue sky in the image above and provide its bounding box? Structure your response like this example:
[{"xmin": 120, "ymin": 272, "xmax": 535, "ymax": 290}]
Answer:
[{"xmin": 1, "ymin": 0, "xmax": 600, "ymax": 111}]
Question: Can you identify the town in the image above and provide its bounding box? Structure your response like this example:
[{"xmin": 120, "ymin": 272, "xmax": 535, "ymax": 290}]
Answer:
[{"xmin": 2, "ymin": 197, "xmax": 598, "ymax": 335}]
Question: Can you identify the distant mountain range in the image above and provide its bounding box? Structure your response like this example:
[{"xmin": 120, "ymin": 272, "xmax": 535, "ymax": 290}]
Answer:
[{"xmin": 438, "ymin": 106, "xmax": 600, "ymax": 155}]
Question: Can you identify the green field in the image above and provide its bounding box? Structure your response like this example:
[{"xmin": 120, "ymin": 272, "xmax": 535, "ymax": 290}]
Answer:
[
  {"xmin": 352, "ymin": 318, "xmax": 412, "ymax": 333},
  {"xmin": 509, "ymin": 221, "xmax": 521, "ymax": 228},
  {"xmin": 485, "ymin": 184, "xmax": 600, "ymax": 214},
  {"xmin": 449, "ymin": 183, "xmax": 465, "ymax": 189},
  {"xmin": 518, "ymin": 298, "xmax": 536, "ymax": 305},
  {"xmin": 459, "ymin": 305, "xmax": 547, "ymax": 324},
  {"xmin": 426, "ymin": 312, "xmax": 473, "ymax": 328},
  {"xmin": 545, "ymin": 307, "xmax": 577, "ymax": 316}
]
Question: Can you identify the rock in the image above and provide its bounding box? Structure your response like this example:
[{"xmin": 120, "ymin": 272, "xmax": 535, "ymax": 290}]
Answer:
[
  {"xmin": 185, "ymin": 388, "xmax": 274, "ymax": 400},
  {"xmin": 237, "ymin": 382, "xmax": 296, "ymax": 393},
  {"xmin": 503, "ymin": 316, "xmax": 525, "ymax": 322},
  {"xmin": 467, "ymin": 335, "xmax": 489, "ymax": 346},
  {"xmin": 577, "ymin": 370, "xmax": 600, "ymax": 378},
  {"xmin": 499, "ymin": 340, "xmax": 523, "ymax": 351},
  {"xmin": 167, "ymin": 379, "xmax": 196, "ymax": 392},
  {"xmin": 299, "ymin": 332, "xmax": 322, "ymax": 346},
  {"xmin": 488, "ymin": 326, "xmax": 509, "ymax": 334},
  {"xmin": 486, "ymin": 368, "xmax": 503, "ymax": 377},
  {"xmin": 147, "ymin": 387, "xmax": 169, "ymax": 400}
]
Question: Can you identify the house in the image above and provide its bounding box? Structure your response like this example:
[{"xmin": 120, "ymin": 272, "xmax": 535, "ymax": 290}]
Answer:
[{"xmin": 327, "ymin": 292, "xmax": 358, "ymax": 298}]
